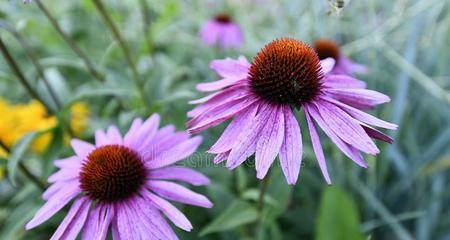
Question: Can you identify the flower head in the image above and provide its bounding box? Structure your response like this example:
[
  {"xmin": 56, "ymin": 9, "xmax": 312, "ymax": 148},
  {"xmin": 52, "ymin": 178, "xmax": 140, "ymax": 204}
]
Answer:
[
  {"xmin": 26, "ymin": 114, "xmax": 211, "ymax": 239},
  {"xmin": 188, "ymin": 38, "xmax": 396, "ymax": 184},
  {"xmin": 199, "ymin": 13, "xmax": 244, "ymax": 49},
  {"xmin": 314, "ymin": 38, "xmax": 368, "ymax": 76}
]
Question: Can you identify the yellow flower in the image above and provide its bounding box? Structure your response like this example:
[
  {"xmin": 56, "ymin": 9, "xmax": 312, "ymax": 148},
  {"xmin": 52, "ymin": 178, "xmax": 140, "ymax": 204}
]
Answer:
[
  {"xmin": 70, "ymin": 102, "xmax": 90, "ymax": 137},
  {"xmin": 0, "ymin": 98, "xmax": 89, "ymax": 154}
]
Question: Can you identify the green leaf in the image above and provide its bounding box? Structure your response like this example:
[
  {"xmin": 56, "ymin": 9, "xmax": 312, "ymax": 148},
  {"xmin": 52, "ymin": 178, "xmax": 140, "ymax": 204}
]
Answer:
[
  {"xmin": 315, "ymin": 187, "xmax": 364, "ymax": 240},
  {"xmin": 7, "ymin": 131, "xmax": 45, "ymax": 186},
  {"xmin": 200, "ymin": 200, "xmax": 259, "ymax": 236},
  {"xmin": 42, "ymin": 126, "xmax": 64, "ymax": 177}
]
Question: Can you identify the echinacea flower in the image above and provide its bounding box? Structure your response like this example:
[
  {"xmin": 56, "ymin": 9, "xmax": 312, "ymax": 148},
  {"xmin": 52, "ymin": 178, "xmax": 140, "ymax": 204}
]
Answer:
[
  {"xmin": 187, "ymin": 38, "xmax": 396, "ymax": 184},
  {"xmin": 314, "ymin": 38, "xmax": 368, "ymax": 76},
  {"xmin": 199, "ymin": 13, "xmax": 243, "ymax": 49},
  {"xmin": 26, "ymin": 114, "xmax": 211, "ymax": 239}
]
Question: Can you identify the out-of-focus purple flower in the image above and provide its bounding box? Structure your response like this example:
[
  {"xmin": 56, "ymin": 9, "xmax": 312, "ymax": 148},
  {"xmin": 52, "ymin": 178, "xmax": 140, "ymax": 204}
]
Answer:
[
  {"xmin": 26, "ymin": 114, "xmax": 211, "ymax": 240},
  {"xmin": 314, "ymin": 38, "xmax": 368, "ymax": 76},
  {"xmin": 199, "ymin": 13, "xmax": 244, "ymax": 49},
  {"xmin": 23, "ymin": 0, "xmax": 32, "ymax": 4},
  {"xmin": 187, "ymin": 38, "xmax": 396, "ymax": 185}
]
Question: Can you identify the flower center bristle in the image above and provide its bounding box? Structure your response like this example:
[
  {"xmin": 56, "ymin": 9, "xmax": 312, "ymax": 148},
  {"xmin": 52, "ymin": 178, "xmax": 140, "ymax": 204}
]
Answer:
[
  {"xmin": 214, "ymin": 13, "xmax": 231, "ymax": 23},
  {"xmin": 313, "ymin": 39, "xmax": 340, "ymax": 61},
  {"xmin": 249, "ymin": 38, "xmax": 323, "ymax": 105},
  {"xmin": 79, "ymin": 145, "xmax": 146, "ymax": 202}
]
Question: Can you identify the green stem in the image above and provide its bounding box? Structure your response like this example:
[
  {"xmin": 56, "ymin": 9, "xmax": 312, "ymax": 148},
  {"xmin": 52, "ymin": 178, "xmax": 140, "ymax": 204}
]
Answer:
[
  {"xmin": 34, "ymin": 0, "xmax": 104, "ymax": 83},
  {"xmin": 0, "ymin": 140, "xmax": 46, "ymax": 191},
  {"xmin": 0, "ymin": 36, "xmax": 54, "ymax": 114},
  {"xmin": 257, "ymin": 174, "xmax": 270, "ymax": 213},
  {"xmin": 0, "ymin": 20, "xmax": 63, "ymax": 110},
  {"xmin": 92, "ymin": 0, "xmax": 149, "ymax": 109}
]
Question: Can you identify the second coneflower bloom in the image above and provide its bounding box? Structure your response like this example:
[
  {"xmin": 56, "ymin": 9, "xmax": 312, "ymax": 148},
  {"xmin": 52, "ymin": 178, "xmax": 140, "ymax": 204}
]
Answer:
[
  {"xmin": 26, "ymin": 114, "xmax": 211, "ymax": 239},
  {"xmin": 199, "ymin": 13, "xmax": 244, "ymax": 49},
  {"xmin": 314, "ymin": 38, "xmax": 368, "ymax": 76},
  {"xmin": 188, "ymin": 38, "xmax": 396, "ymax": 184}
]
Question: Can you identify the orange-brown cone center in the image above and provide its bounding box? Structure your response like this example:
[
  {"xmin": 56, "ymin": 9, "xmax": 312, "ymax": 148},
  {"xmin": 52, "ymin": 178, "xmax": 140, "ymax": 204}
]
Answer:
[
  {"xmin": 313, "ymin": 39, "xmax": 340, "ymax": 61},
  {"xmin": 249, "ymin": 38, "xmax": 323, "ymax": 105}
]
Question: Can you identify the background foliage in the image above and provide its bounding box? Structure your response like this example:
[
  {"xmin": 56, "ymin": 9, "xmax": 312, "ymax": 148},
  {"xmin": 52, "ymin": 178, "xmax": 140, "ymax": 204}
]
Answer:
[{"xmin": 0, "ymin": 0, "xmax": 449, "ymax": 239}]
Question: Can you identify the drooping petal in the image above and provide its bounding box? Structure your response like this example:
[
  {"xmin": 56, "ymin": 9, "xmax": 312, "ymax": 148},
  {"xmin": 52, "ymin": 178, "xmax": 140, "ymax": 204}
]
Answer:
[
  {"xmin": 147, "ymin": 180, "xmax": 213, "ymax": 208},
  {"xmin": 196, "ymin": 78, "xmax": 243, "ymax": 92},
  {"xmin": 304, "ymin": 105, "xmax": 331, "ymax": 184},
  {"xmin": 70, "ymin": 139, "xmax": 95, "ymax": 160},
  {"xmin": 208, "ymin": 105, "xmax": 258, "ymax": 154},
  {"xmin": 279, "ymin": 106, "xmax": 303, "ymax": 185},
  {"xmin": 132, "ymin": 198, "xmax": 178, "ymax": 240},
  {"xmin": 187, "ymin": 96, "xmax": 258, "ymax": 134},
  {"xmin": 313, "ymin": 100, "xmax": 379, "ymax": 155},
  {"xmin": 188, "ymin": 85, "xmax": 250, "ymax": 118},
  {"xmin": 324, "ymin": 88, "xmax": 390, "ymax": 109},
  {"xmin": 26, "ymin": 184, "xmax": 81, "ymax": 229},
  {"xmin": 322, "ymin": 96, "xmax": 397, "ymax": 130},
  {"xmin": 146, "ymin": 136, "xmax": 202, "ymax": 169},
  {"xmin": 255, "ymin": 105, "xmax": 285, "ymax": 179},
  {"xmin": 50, "ymin": 197, "xmax": 90, "ymax": 240},
  {"xmin": 322, "ymin": 75, "xmax": 367, "ymax": 89},
  {"xmin": 320, "ymin": 58, "xmax": 336, "ymax": 74},
  {"xmin": 143, "ymin": 191, "xmax": 193, "ymax": 231},
  {"xmin": 116, "ymin": 204, "xmax": 141, "ymax": 240},
  {"xmin": 307, "ymin": 104, "xmax": 368, "ymax": 168},
  {"xmin": 82, "ymin": 204, "xmax": 113, "ymax": 240},
  {"xmin": 363, "ymin": 125, "xmax": 394, "ymax": 144},
  {"xmin": 149, "ymin": 166, "xmax": 210, "ymax": 186},
  {"xmin": 213, "ymin": 151, "xmax": 229, "ymax": 164},
  {"xmin": 226, "ymin": 103, "xmax": 272, "ymax": 169}
]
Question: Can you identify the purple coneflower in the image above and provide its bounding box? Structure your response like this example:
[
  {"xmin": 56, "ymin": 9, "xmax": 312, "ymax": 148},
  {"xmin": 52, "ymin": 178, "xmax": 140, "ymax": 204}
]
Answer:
[
  {"xmin": 26, "ymin": 114, "xmax": 211, "ymax": 239},
  {"xmin": 199, "ymin": 13, "xmax": 244, "ymax": 49},
  {"xmin": 314, "ymin": 38, "xmax": 368, "ymax": 76},
  {"xmin": 187, "ymin": 38, "xmax": 396, "ymax": 184}
]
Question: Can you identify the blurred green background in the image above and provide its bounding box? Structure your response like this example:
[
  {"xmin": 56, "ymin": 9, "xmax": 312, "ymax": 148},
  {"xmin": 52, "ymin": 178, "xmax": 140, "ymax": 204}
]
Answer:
[{"xmin": 0, "ymin": 0, "xmax": 449, "ymax": 239}]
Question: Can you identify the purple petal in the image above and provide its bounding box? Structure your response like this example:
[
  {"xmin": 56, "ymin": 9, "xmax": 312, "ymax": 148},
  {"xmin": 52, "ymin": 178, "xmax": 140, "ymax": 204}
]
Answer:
[
  {"xmin": 95, "ymin": 130, "xmax": 109, "ymax": 147},
  {"xmin": 116, "ymin": 204, "xmax": 140, "ymax": 240},
  {"xmin": 48, "ymin": 166, "xmax": 80, "ymax": 183},
  {"xmin": 214, "ymin": 152, "xmax": 229, "ymax": 164},
  {"xmin": 226, "ymin": 103, "xmax": 272, "ymax": 169},
  {"xmin": 146, "ymin": 136, "xmax": 202, "ymax": 169},
  {"xmin": 220, "ymin": 24, "xmax": 243, "ymax": 48},
  {"xmin": 106, "ymin": 125, "xmax": 123, "ymax": 145},
  {"xmin": 70, "ymin": 139, "xmax": 94, "ymax": 160},
  {"xmin": 320, "ymin": 58, "xmax": 336, "ymax": 74},
  {"xmin": 26, "ymin": 184, "xmax": 81, "ymax": 229},
  {"xmin": 131, "ymin": 114, "xmax": 160, "ymax": 150},
  {"xmin": 123, "ymin": 118, "xmax": 143, "ymax": 147},
  {"xmin": 154, "ymin": 125, "xmax": 176, "ymax": 140},
  {"xmin": 279, "ymin": 106, "xmax": 303, "ymax": 185},
  {"xmin": 82, "ymin": 204, "xmax": 113, "ymax": 240},
  {"xmin": 209, "ymin": 57, "xmax": 250, "ymax": 79},
  {"xmin": 149, "ymin": 166, "xmax": 210, "ymax": 186},
  {"xmin": 306, "ymin": 104, "xmax": 368, "ymax": 168},
  {"xmin": 323, "ymin": 75, "xmax": 367, "ymax": 89},
  {"xmin": 363, "ymin": 125, "xmax": 394, "ymax": 144},
  {"xmin": 208, "ymin": 106, "xmax": 258, "ymax": 154},
  {"xmin": 131, "ymin": 198, "xmax": 178, "ymax": 240},
  {"xmin": 255, "ymin": 105, "xmax": 285, "ymax": 179},
  {"xmin": 324, "ymin": 88, "xmax": 390, "ymax": 109},
  {"xmin": 188, "ymin": 91, "xmax": 221, "ymax": 104},
  {"xmin": 304, "ymin": 106, "xmax": 332, "ymax": 184},
  {"xmin": 199, "ymin": 21, "xmax": 220, "ymax": 46},
  {"xmin": 322, "ymin": 96, "xmax": 397, "ymax": 130},
  {"xmin": 147, "ymin": 180, "xmax": 213, "ymax": 208},
  {"xmin": 187, "ymin": 96, "xmax": 258, "ymax": 134},
  {"xmin": 50, "ymin": 197, "xmax": 90, "ymax": 240},
  {"xmin": 145, "ymin": 132, "xmax": 191, "ymax": 159},
  {"xmin": 188, "ymin": 85, "xmax": 249, "ymax": 118},
  {"xmin": 196, "ymin": 78, "xmax": 242, "ymax": 92},
  {"xmin": 313, "ymin": 100, "xmax": 379, "ymax": 155},
  {"xmin": 54, "ymin": 156, "xmax": 81, "ymax": 169},
  {"xmin": 143, "ymin": 191, "xmax": 192, "ymax": 231}
]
